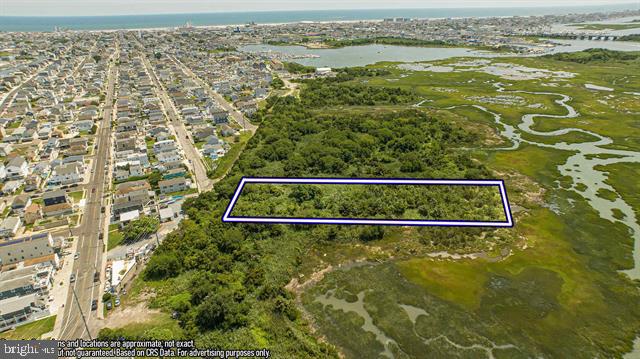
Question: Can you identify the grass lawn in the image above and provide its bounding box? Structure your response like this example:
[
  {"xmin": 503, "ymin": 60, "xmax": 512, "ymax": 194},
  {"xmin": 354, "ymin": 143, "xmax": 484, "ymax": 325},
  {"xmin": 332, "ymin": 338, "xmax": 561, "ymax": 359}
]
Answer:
[
  {"xmin": 102, "ymin": 311, "xmax": 183, "ymax": 340},
  {"xmin": 145, "ymin": 138, "xmax": 155, "ymax": 150},
  {"xmin": 7, "ymin": 121, "xmax": 22, "ymax": 129},
  {"xmin": 208, "ymin": 132, "xmax": 253, "ymax": 179},
  {"xmin": 489, "ymin": 144, "xmax": 575, "ymax": 183},
  {"xmin": 99, "ymin": 276, "xmax": 185, "ymax": 340},
  {"xmin": 108, "ymin": 230, "xmax": 124, "ymax": 251},
  {"xmin": 69, "ymin": 214, "xmax": 80, "ymax": 226},
  {"xmin": 0, "ymin": 315, "xmax": 56, "ymax": 339},
  {"xmin": 103, "ymin": 294, "xmax": 117, "ymax": 317},
  {"xmin": 68, "ymin": 190, "xmax": 84, "ymax": 202}
]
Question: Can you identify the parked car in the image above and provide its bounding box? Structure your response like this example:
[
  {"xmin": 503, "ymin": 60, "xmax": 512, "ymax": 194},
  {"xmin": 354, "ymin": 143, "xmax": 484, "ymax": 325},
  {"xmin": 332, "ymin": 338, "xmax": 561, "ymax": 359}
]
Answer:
[
  {"xmin": 114, "ymin": 297, "xmax": 120, "ymax": 307},
  {"xmin": 74, "ymin": 252, "xmax": 80, "ymax": 260},
  {"xmin": 106, "ymin": 301, "xmax": 112, "ymax": 310},
  {"xmin": 69, "ymin": 273, "xmax": 76, "ymax": 283},
  {"xmin": 91, "ymin": 299, "xmax": 98, "ymax": 311}
]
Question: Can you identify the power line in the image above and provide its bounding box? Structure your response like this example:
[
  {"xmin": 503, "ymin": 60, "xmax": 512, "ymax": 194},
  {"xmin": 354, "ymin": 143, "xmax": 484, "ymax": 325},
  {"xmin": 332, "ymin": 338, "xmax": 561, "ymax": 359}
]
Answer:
[{"xmin": 71, "ymin": 285, "xmax": 93, "ymax": 340}]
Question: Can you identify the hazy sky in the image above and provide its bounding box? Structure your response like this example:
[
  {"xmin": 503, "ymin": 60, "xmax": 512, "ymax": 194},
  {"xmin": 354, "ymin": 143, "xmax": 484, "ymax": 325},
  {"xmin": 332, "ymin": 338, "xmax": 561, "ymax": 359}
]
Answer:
[{"xmin": 1, "ymin": 0, "xmax": 636, "ymax": 16}]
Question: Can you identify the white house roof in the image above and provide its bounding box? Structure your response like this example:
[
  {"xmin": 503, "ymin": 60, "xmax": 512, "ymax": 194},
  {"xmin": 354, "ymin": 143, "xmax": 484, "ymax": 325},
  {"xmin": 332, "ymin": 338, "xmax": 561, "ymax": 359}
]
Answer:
[
  {"xmin": 159, "ymin": 207, "xmax": 173, "ymax": 221},
  {"xmin": 119, "ymin": 210, "xmax": 140, "ymax": 223}
]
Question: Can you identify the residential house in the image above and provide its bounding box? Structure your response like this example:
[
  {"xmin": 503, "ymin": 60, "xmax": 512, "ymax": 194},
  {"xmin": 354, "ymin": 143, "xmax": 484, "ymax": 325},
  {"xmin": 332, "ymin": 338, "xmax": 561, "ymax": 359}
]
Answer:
[
  {"xmin": 193, "ymin": 126, "xmax": 216, "ymax": 141},
  {"xmin": 73, "ymin": 120, "xmax": 94, "ymax": 132},
  {"xmin": 181, "ymin": 106, "xmax": 199, "ymax": 117},
  {"xmin": 159, "ymin": 177, "xmax": 187, "ymax": 194},
  {"xmin": 156, "ymin": 160, "xmax": 183, "ymax": 172},
  {"xmin": 5, "ymin": 156, "xmax": 29, "ymax": 180},
  {"xmin": 202, "ymin": 144, "xmax": 226, "ymax": 160},
  {"xmin": 1, "ymin": 180, "xmax": 21, "ymax": 195},
  {"xmin": 42, "ymin": 203, "xmax": 73, "ymax": 217},
  {"xmin": 115, "ymin": 137, "xmax": 137, "ymax": 152},
  {"xmin": 78, "ymin": 107, "xmax": 98, "ymax": 121},
  {"xmin": 24, "ymin": 204, "xmax": 42, "ymax": 225},
  {"xmin": 23, "ymin": 175, "xmax": 42, "ymax": 192},
  {"xmin": 210, "ymin": 109, "xmax": 229, "ymax": 124},
  {"xmin": 65, "ymin": 142, "xmax": 88, "ymax": 156},
  {"xmin": 11, "ymin": 195, "xmax": 31, "ymax": 215},
  {"xmin": 218, "ymin": 124, "xmax": 235, "ymax": 137},
  {"xmin": 48, "ymin": 163, "xmax": 83, "ymax": 186},
  {"xmin": 156, "ymin": 150, "xmax": 182, "ymax": 164},
  {"xmin": 0, "ymin": 143, "xmax": 13, "ymax": 156},
  {"xmin": 0, "ymin": 263, "xmax": 54, "ymax": 302},
  {"xmin": 36, "ymin": 126, "xmax": 52, "ymax": 140},
  {"xmin": 112, "ymin": 180, "xmax": 152, "ymax": 216},
  {"xmin": 113, "ymin": 161, "xmax": 144, "ymax": 181},
  {"xmin": 153, "ymin": 140, "xmax": 178, "ymax": 154},
  {"xmin": 0, "ymin": 216, "xmax": 21, "ymax": 238},
  {"xmin": 42, "ymin": 190, "xmax": 68, "ymax": 207}
]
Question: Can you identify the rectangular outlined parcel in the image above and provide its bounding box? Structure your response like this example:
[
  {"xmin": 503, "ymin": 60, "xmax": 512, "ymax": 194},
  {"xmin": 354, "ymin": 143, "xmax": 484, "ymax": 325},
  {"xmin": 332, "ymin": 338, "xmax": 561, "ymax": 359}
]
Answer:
[{"xmin": 222, "ymin": 177, "xmax": 514, "ymax": 227}]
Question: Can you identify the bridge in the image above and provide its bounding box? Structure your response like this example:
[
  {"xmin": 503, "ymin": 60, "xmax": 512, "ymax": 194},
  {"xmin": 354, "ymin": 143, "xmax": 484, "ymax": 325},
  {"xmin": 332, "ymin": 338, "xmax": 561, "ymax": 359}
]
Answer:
[{"xmin": 535, "ymin": 32, "xmax": 624, "ymax": 41}]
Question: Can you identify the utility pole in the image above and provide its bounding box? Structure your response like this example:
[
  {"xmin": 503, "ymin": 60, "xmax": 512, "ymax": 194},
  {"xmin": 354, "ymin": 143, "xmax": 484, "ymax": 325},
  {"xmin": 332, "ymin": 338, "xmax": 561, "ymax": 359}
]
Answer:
[{"xmin": 71, "ymin": 285, "xmax": 93, "ymax": 340}]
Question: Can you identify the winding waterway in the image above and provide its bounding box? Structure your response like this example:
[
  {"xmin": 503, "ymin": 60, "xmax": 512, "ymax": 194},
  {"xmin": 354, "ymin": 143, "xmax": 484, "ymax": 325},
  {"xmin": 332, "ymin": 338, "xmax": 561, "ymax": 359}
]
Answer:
[
  {"xmin": 441, "ymin": 80, "xmax": 640, "ymax": 358},
  {"xmin": 315, "ymin": 290, "xmax": 517, "ymax": 358},
  {"xmin": 443, "ymin": 82, "xmax": 640, "ymax": 279},
  {"xmin": 499, "ymin": 83, "xmax": 639, "ymax": 279}
]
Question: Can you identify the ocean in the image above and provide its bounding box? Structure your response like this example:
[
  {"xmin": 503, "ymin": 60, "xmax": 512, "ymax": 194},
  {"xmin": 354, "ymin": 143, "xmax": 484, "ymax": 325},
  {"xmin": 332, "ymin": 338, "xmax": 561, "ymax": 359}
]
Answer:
[{"xmin": 0, "ymin": 4, "xmax": 639, "ymax": 32}]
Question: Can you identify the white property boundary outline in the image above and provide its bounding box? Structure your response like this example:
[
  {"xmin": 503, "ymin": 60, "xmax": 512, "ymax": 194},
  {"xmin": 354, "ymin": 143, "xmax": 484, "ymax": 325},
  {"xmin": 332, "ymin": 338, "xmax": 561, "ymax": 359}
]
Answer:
[{"xmin": 222, "ymin": 177, "xmax": 514, "ymax": 227}]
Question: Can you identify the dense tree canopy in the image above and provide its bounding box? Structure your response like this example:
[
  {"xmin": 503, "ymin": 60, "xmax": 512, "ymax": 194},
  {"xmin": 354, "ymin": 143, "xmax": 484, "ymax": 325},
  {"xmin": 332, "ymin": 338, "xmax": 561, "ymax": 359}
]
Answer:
[{"xmin": 545, "ymin": 48, "xmax": 640, "ymax": 63}]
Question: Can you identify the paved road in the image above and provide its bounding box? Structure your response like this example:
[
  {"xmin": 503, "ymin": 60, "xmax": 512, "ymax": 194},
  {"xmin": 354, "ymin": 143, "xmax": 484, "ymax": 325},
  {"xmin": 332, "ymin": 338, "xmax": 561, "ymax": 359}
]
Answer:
[
  {"xmin": 169, "ymin": 55, "xmax": 258, "ymax": 134},
  {"xmin": 139, "ymin": 50, "xmax": 213, "ymax": 192},
  {"xmin": 0, "ymin": 69, "xmax": 46, "ymax": 116},
  {"xmin": 58, "ymin": 45, "xmax": 118, "ymax": 340}
]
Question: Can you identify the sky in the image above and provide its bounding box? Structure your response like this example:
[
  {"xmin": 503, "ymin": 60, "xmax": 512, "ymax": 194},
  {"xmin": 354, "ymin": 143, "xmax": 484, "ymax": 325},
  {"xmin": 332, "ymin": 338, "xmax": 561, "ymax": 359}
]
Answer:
[{"xmin": 0, "ymin": 0, "xmax": 637, "ymax": 17}]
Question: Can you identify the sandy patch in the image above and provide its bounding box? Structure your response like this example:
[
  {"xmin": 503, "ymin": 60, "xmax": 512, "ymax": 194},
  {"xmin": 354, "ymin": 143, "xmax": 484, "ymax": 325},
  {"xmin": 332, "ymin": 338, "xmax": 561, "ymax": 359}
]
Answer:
[
  {"xmin": 94, "ymin": 302, "xmax": 161, "ymax": 331},
  {"xmin": 585, "ymin": 83, "xmax": 614, "ymax": 91},
  {"xmin": 398, "ymin": 61, "xmax": 576, "ymax": 81}
]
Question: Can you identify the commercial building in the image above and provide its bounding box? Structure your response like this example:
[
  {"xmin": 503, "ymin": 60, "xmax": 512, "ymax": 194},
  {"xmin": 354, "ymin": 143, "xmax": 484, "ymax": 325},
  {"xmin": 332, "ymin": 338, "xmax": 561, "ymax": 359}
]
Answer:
[{"xmin": 0, "ymin": 233, "xmax": 57, "ymax": 267}]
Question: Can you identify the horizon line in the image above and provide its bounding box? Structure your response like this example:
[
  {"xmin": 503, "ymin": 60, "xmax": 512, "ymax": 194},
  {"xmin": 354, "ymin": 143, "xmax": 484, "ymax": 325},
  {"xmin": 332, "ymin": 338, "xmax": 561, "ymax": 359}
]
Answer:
[{"xmin": 1, "ymin": 3, "xmax": 638, "ymax": 18}]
